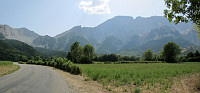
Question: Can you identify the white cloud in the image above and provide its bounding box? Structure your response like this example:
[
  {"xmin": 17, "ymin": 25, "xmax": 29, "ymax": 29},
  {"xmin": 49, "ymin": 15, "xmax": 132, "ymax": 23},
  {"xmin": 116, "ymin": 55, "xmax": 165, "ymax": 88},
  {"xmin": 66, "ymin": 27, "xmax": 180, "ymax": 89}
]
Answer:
[{"xmin": 79, "ymin": 0, "xmax": 111, "ymax": 15}]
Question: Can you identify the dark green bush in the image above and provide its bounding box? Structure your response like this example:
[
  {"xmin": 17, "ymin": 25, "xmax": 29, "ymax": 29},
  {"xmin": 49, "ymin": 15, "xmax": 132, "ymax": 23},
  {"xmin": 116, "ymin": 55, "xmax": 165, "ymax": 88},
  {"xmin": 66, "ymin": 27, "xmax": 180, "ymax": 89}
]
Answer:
[
  {"xmin": 134, "ymin": 88, "xmax": 141, "ymax": 93},
  {"xmin": 70, "ymin": 65, "xmax": 81, "ymax": 75},
  {"xmin": 27, "ymin": 60, "xmax": 35, "ymax": 64},
  {"xmin": 61, "ymin": 62, "xmax": 68, "ymax": 70},
  {"xmin": 80, "ymin": 56, "xmax": 92, "ymax": 64},
  {"xmin": 36, "ymin": 60, "xmax": 44, "ymax": 65},
  {"xmin": 187, "ymin": 57, "xmax": 200, "ymax": 62},
  {"xmin": 104, "ymin": 61, "xmax": 112, "ymax": 64},
  {"xmin": 18, "ymin": 61, "xmax": 26, "ymax": 64}
]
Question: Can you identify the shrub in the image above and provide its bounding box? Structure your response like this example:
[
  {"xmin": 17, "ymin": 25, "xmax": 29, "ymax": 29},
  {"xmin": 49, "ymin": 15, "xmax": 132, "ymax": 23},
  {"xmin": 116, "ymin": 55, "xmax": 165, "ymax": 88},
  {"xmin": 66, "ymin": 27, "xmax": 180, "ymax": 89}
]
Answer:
[
  {"xmin": 61, "ymin": 62, "xmax": 69, "ymax": 70},
  {"xmin": 70, "ymin": 66, "xmax": 79, "ymax": 75},
  {"xmin": 80, "ymin": 55, "xmax": 92, "ymax": 64},
  {"xmin": 36, "ymin": 60, "xmax": 44, "ymax": 65},
  {"xmin": 104, "ymin": 61, "xmax": 112, "ymax": 64},
  {"xmin": 44, "ymin": 61, "xmax": 50, "ymax": 66},
  {"xmin": 27, "ymin": 60, "xmax": 34, "ymax": 64},
  {"xmin": 134, "ymin": 88, "xmax": 141, "ymax": 93},
  {"xmin": 65, "ymin": 60, "xmax": 73, "ymax": 72},
  {"xmin": 187, "ymin": 57, "xmax": 200, "ymax": 62},
  {"xmin": 24, "ymin": 57, "xmax": 82, "ymax": 75},
  {"xmin": 18, "ymin": 61, "xmax": 26, "ymax": 64},
  {"xmin": 55, "ymin": 57, "xmax": 67, "ymax": 69}
]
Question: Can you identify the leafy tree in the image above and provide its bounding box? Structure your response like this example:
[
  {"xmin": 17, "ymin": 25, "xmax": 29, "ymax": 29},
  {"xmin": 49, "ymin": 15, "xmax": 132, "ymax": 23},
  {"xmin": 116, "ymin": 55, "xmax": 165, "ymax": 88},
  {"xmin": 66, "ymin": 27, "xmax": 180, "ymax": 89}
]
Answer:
[
  {"xmin": 66, "ymin": 52, "xmax": 72, "ymax": 61},
  {"xmin": 164, "ymin": 0, "xmax": 200, "ymax": 27},
  {"xmin": 82, "ymin": 44, "xmax": 95, "ymax": 61},
  {"xmin": 80, "ymin": 55, "xmax": 92, "ymax": 64},
  {"xmin": 109, "ymin": 54, "xmax": 118, "ymax": 62},
  {"xmin": 19, "ymin": 55, "xmax": 28, "ymax": 62},
  {"xmin": 187, "ymin": 52, "xmax": 194, "ymax": 58},
  {"xmin": 29, "ymin": 56, "xmax": 34, "ymax": 60},
  {"xmin": 162, "ymin": 42, "xmax": 181, "ymax": 63},
  {"xmin": 35, "ymin": 56, "xmax": 41, "ymax": 61},
  {"xmin": 80, "ymin": 44, "xmax": 95, "ymax": 64},
  {"xmin": 70, "ymin": 41, "xmax": 82, "ymax": 63},
  {"xmin": 194, "ymin": 50, "xmax": 200, "ymax": 57},
  {"xmin": 142, "ymin": 49, "xmax": 154, "ymax": 61}
]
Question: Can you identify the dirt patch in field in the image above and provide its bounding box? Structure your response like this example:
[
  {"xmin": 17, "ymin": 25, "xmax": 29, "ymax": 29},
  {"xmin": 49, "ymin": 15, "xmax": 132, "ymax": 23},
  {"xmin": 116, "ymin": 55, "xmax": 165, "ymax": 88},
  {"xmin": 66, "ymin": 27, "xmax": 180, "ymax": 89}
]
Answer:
[
  {"xmin": 0, "ymin": 65, "xmax": 19, "ymax": 77},
  {"xmin": 46, "ymin": 67, "xmax": 110, "ymax": 93},
  {"xmin": 169, "ymin": 74, "xmax": 200, "ymax": 93}
]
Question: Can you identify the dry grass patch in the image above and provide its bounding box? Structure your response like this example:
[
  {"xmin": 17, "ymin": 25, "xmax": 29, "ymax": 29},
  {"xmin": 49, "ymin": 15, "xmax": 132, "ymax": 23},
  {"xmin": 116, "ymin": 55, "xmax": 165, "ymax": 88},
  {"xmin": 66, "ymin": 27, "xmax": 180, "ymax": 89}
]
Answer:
[
  {"xmin": 0, "ymin": 61, "xmax": 20, "ymax": 77},
  {"xmin": 46, "ymin": 66, "xmax": 110, "ymax": 93}
]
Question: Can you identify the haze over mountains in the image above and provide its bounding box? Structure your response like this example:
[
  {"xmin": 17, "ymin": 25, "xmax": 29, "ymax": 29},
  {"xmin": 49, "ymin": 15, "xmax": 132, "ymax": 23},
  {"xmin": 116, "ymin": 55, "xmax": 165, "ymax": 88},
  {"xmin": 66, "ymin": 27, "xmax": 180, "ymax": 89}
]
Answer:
[{"xmin": 0, "ymin": 16, "xmax": 199, "ymax": 56}]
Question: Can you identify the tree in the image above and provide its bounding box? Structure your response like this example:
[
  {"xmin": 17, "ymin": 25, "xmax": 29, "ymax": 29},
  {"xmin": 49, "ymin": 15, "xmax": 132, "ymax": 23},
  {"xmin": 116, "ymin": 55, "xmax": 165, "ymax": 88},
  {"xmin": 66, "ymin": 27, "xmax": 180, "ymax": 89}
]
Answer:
[
  {"xmin": 162, "ymin": 42, "xmax": 181, "ymax": 63},
  {"xmin": 70, "ymin": 41, "xmax": 82, "ymax": 63},
  {"xmin": 82, "ymin": 44, "xmax": 95, "ymax": 62},
  {"xmin": 109, "ymin": 54, "xmax": 118, "ymax": 62},
  {"xmin": 29, "ymin": 56, "xmax": 34, "ymax": 60},
  {"xmin": 35, "ymin": 56, "xmax": 41, "ymax": 61},
  {"xmin": 187, "ymin": 52, "xmax": 194, "ymax": 58},
  {"xmin": 66, "ymin": 52, "xmax": 72, "ymax": 61},
  {"xmin": 164, "ymin": 0, "xmax": 200, "ymax": 27},
  {"xmin": 19, "ymin": 55, "xmax": 28, "ymax": 62},
  {"xmin": 194, "ymin": 50, "xmax": 200, "ymax": 57},
  {"xmin": 142, "ymin": 49, "xmax": 154, "ymax": 61}
]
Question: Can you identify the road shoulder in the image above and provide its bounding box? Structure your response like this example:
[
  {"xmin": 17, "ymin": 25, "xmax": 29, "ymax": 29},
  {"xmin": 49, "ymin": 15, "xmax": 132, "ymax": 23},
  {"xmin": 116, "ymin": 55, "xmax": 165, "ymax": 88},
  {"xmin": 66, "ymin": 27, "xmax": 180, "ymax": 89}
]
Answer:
[{"xmin": 46, "ymin": 66, "xmax": 109, "ymax": 93}]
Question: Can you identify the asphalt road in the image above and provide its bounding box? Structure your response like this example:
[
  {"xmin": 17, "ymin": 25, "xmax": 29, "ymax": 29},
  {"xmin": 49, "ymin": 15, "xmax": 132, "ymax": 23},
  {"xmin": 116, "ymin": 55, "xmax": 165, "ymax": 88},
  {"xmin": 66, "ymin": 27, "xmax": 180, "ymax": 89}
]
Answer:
[{"xmin": 0, "ymin": 63, "xmax": 69, "ymax": 93}]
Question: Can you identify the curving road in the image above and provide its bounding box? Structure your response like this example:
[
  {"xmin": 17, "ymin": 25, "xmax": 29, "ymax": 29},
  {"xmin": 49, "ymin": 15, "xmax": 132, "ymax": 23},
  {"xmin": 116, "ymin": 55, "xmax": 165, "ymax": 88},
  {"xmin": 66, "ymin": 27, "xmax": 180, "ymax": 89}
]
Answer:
[{"xmin": 0, "ymin": 63, "xmax": 69, "ymax": 93}]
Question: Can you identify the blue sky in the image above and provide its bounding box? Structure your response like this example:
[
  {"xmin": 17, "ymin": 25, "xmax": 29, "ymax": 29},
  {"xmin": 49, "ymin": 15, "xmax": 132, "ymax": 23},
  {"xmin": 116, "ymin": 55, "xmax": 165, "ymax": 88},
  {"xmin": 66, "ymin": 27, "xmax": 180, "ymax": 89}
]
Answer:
[{"xmin": 0, "ymin": 0, "xmax": 166, "ymax": 36}]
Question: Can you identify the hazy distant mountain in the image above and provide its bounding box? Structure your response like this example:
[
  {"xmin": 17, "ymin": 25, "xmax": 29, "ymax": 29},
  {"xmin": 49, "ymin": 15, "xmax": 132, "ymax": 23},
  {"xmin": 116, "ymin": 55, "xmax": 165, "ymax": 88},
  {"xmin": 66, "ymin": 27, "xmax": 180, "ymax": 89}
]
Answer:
[
  {"xmin": 0, "ymin": 25, "xmax": 40, "ymax": 44},
  {"xmin": 34, "ymin": 47, "xmax": 68, "ymax": 57},
  {"xmin": 96, "ymin": 35, "xmax": 123, "ymax": 54},
  {"xmin": 33, "ymin": 35, "xmax": 56, "ymax": 49},
  {"xmin": 182, "ymin": 46, "xmax": 200, "ymax": 55},
  {"xmin": 0, "ymin": 16, "xmax": 198, "ymax": 55},
  {"xmin": 54, "ymin": 26, "xmax": 97, "ymax": 51},
  {"xmin": 183, "ymin": 30, "xmax": 200, "ymax": 45},
  {"xmin": 121, "ymin": 26, "xmax": 193, "ymax": 53}
]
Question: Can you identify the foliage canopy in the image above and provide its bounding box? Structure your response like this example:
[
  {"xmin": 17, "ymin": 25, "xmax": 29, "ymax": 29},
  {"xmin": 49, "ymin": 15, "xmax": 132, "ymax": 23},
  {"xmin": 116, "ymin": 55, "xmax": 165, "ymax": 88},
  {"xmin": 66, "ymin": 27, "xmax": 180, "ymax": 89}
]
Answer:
[
  {"xmin": 162, "ymin": 42, "xmax": 181, "ymax": 63},
  {"xmin": 164, "ymin": 0, "xmax": 200, "ymax": 27}
]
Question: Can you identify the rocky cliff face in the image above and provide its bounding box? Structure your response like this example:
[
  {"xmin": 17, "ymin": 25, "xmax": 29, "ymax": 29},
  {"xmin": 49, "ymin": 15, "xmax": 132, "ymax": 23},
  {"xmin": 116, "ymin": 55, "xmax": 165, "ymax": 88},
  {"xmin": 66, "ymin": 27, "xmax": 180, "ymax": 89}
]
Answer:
[{"xmin": 0, "ymin": 25, "xmax": 40, "ymax": 45}]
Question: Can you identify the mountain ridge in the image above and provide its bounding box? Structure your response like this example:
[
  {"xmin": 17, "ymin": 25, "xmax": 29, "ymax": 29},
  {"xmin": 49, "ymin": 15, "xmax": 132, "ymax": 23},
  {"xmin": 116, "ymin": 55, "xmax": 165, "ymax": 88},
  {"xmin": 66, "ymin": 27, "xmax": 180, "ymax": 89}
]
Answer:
[{"xmin": 0, "ymin": 16, "xmax": 198, "ymax": 55}]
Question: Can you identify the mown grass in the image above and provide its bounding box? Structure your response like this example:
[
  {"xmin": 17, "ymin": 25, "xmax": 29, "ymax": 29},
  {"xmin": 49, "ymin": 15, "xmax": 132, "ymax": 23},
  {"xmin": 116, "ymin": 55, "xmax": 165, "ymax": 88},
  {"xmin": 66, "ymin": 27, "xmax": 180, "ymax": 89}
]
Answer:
[
  {"xmin": 78, "ymin": 62, "xmax": 200, "ymax": 91},
  {"xmin": 0, "ymin": 61, "xmax": 20, "ymax": 77}
]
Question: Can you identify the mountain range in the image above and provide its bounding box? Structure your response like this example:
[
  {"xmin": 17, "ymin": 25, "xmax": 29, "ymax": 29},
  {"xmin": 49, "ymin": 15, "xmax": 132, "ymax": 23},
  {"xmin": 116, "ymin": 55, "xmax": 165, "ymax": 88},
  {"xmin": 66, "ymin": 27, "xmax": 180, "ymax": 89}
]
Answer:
[{"xmin": 0, "ymin": 16, "xmax": 199, "ymax": 56}]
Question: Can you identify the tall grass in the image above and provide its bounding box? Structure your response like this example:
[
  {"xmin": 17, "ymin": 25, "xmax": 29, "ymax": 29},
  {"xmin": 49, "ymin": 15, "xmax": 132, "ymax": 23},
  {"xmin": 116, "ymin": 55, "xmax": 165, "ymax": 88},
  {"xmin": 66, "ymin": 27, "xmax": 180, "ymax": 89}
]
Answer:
[
  {"xmin": 79, "ymin": 62, "xmax": 200, "ymax": 90},
  {"xmin": 0, "ymin": 61, "xmax": 13, "ymax": 66}
]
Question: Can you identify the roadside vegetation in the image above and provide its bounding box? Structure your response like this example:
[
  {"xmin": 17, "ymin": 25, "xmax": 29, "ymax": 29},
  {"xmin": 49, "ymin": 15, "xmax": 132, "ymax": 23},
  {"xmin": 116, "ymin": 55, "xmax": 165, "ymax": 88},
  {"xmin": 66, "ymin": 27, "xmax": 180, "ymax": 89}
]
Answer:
[{"xmin": 0, "ymin": 61, "xmax": 20, "ymax": 77}]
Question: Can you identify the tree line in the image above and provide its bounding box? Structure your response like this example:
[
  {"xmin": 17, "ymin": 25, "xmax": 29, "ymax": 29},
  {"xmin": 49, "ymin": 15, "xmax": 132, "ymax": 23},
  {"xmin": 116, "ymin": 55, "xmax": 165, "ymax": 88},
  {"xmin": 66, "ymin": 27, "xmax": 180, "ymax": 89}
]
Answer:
[
  {"xmin": 93, "ymin": 54, "xmax": 139, "ymax": 62},
  {"xmin": 142, "ymin": 42, "xmax": 200, "ymax": 63}
]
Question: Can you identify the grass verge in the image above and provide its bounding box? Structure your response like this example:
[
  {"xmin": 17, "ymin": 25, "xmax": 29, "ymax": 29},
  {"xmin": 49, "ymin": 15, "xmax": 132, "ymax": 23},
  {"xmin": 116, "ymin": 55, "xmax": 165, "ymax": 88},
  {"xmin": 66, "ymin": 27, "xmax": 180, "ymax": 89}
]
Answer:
[{"xmin": 0, "ymin": 61, "xmax": 20, "ymax": 77}]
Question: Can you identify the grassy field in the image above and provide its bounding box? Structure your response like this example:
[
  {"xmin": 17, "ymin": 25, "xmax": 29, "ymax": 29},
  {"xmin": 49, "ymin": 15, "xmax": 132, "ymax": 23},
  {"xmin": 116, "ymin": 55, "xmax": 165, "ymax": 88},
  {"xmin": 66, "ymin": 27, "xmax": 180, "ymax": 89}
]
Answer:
[
  {"xmin": 0, "ymin": 61, "xmax": 20, "ymax": 77},
  {"xmin": 78, "ymin": 62, "xmax": 200, "ymax": 92}
]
